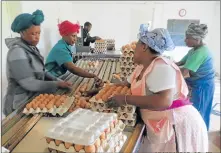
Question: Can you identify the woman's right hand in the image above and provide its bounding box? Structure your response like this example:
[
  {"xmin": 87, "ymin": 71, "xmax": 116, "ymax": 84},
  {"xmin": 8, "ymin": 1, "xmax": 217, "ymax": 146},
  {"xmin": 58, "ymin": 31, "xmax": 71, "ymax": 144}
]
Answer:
[{"xmin": 57, "ymin": 81, "xmax": 72, "ymax": 89}]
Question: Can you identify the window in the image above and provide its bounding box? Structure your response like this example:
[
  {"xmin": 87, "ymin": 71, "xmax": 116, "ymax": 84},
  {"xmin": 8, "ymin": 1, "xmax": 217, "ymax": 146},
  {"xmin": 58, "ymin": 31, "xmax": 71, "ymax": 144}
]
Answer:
[{"xmin": 167, "ymin": 19, "xmax": 200, "ymax": 46}]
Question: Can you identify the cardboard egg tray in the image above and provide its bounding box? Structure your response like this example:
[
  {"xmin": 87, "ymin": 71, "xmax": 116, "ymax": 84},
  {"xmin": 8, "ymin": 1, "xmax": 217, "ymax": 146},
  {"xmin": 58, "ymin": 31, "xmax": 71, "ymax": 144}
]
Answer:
[
  {"xmin": 121, "ymin": 118, "xmax": 136, "ymax": 127},
  {"xmin": 90, "ymin": 101, "xmax": 136, "ymax": 114},
  {"xmin": 45, "ymin": 108, "xmax": 126, "ymax": 153},
  {"xmin": 23, "ymin": 95, "xmax": 74, "ymax": 116}
]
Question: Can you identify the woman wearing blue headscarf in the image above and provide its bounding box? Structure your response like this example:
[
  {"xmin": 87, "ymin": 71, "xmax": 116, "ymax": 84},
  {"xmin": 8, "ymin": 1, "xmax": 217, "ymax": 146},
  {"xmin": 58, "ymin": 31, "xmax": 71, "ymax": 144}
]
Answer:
[
  {"xmin": 3, "ymin": 10, "xmax": 72, "ymax": 116},
  {"xmin": 176, "ymin": 23, "xmax": 215, "ymax": 130},
  {"xmin": 106, "ymin": 25, "xmax": 208, "ymax": 152}
]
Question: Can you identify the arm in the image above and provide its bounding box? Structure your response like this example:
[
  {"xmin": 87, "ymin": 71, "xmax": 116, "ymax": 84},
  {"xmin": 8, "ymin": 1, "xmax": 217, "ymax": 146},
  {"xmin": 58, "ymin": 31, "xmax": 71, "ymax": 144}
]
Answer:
[
  {"xmin": 126, "ymin": 89, "xmax": 173, "ymax": 110},
  {"xmin": 64, "ymin": 62, "xmax": 96, "ymax": 78},
  {"xmin": 83, "ymin": 29, "xmax": 96, "ymax": 43},
  {"xmin": 44, "ymin": 71, "xmax": 62, "ymax": 81},
  {"xmin": 8, "ymin": 48, "xmax": 58, "ymax": 92},
  {"xmin": 176, "ymin": 54, "xmax": 188, "ymax": 66}
]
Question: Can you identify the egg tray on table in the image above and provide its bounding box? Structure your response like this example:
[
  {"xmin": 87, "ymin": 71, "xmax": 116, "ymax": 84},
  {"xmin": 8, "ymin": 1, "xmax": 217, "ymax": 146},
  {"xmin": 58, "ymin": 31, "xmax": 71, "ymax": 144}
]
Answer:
[
  {"xmin": 84, "ymin": 60, "xmax": 100, "ymax": 71},
  {"xmin": 23, "ymin": 94, "xmax": 74, "ymax": 116},
  {"xmin": 89, "ymin": 84, "xmax": 136, "ymax": 113},
  {"xmin": 45, "ymin": 108, "xmax": 126, "ymax": 153}
]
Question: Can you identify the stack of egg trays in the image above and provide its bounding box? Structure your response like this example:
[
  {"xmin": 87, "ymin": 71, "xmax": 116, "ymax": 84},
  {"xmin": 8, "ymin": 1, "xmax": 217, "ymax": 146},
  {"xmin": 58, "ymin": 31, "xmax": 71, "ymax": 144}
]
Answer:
[
  {"xmin": 94, "ymin": 41, "xmax": 107, "ymax": 53},
  {"xmin": 120, "ymin": 49, "xmax": 135, "ymax": 80},
  {"xmin": 90, "ymin": 96, "xmax": 137, "ymax": 127},
  {"xmin": 106, "ymin": 39, "xmax": 115, "ymax": 50},
  {"xmin": 45, "ymin": 108, "xmax": 126, "ymax": 153}
]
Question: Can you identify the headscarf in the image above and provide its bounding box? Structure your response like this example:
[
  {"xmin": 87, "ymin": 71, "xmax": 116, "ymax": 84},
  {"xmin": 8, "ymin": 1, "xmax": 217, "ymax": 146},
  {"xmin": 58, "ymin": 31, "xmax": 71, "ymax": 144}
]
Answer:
[
  {"xmin": 58, "ymin": 20, "xmax": 80, "ymax": 36},
  {"xmin": 11, "ymin": 10, "xmax": 44, "ymax": 33},
  {"xmin": 186, "ymin": 23, "xmax": 208, "ymax": 40},
  {"xmin": 138, "ymin": 24, "xmax": 175, "ymax": 54}
]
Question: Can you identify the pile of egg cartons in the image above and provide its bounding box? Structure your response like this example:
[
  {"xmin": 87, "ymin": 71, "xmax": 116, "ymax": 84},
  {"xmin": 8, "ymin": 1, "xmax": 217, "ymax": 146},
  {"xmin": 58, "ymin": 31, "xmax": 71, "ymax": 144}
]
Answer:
[
  {"xmin": 94, "ymin": 40, "xmax": 107, "ymax": 53},
  {"xmin": 90, "ymin": 84, "xmax": 137, "ymax": 127},
  {"xmin": 45, "ymin": 108, "xmax": 127, "ymax": 153},
  {"xmin": 23, "ymin": 94, "xmax": 74, "ymax": 116},
  {"xmin": 120, "ymin": 41, "xmax": 137, "ymax": 81}
]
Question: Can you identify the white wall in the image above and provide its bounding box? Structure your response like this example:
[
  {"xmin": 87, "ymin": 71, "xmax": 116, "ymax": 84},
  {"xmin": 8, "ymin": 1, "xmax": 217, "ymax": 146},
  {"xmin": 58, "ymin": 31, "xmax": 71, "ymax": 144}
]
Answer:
[{"xmin": 1, "ymin": 1, "xmax": 220, "ymax": 99}]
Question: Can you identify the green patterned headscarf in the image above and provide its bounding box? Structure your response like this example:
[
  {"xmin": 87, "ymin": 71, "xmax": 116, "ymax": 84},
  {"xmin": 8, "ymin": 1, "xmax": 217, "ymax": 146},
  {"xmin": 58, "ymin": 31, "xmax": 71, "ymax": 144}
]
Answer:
[{"xmin": 11, "ymin": 9, "xmax": 44, "ymax": 33}]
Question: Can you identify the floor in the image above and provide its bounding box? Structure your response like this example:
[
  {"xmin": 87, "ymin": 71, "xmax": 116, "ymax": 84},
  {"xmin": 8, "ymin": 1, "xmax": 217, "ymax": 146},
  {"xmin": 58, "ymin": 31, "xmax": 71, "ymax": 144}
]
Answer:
[{"xmin": 208, "ymin": 78, "xmax": 220, "ymax": 152}]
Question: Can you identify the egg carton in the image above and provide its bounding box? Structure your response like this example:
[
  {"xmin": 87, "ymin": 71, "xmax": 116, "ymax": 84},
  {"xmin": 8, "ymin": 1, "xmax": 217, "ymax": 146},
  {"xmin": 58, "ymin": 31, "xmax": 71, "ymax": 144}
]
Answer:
[
  {"xmin": 47, "ymin": 131, "xmax": 127, "ymax": 153},
  {"xmin": 23, "ymin": 97, "xmax": 74, "ymax": 116},
  {"xmin": 121, "ymin": 118, "xmax": 136, "ymax": 127},
  {"xmin": 45, "ymin": 108, "xmax": 125, "ymax": 147},
  {"xmin": 117, "ymin": 112, "xmax": 137, "ymax": 120},
  {"xmin": 90, "ymin": 100, "xmax": 136, "ymax": 114}
]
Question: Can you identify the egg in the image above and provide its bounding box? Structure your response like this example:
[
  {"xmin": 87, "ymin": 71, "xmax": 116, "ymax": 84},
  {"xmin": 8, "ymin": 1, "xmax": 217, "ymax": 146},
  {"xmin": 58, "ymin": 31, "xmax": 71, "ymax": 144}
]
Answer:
[
  {"xmin": 94, "ymin": 139, "xmax": 101, "ymax": 148},
  {"xmin": 80, "ymin": 100, "xmax": 87, "ymax": 108},
  {"xmin": 55, "ymin": 140, "xmax": 62, "ymax": 146},
  {"xmin": 26, "ymin": 103, "xmax": 32, "ymax": 110},
  {"xmin": 39, "ymin": 104, "xmax": 45, "ymax": 109},
  {"xmin": 55, "ymin": 101, "xmax": 61, "ymax": 108},
  {"xmin": 49, "ymin": 94, "xmax": 54, "ymax": 98},
  {"xmin": 85, "ymin": 103, "xmax": 91, "ymax": 109},
  {"xmin": 32, "ymin": 103, "xmax": 38, "ymax": 110},
  {"xmin": 75, "ymin": 95, "xmax": 80, "ymax": 99},
  {"xmin": 46, "ymin": 137, "xmax": 53, "ymax": 143},
  {"xmin": 85, "ymin": 145, "xmax": 96, "ymax": 153},
  {"xmin": 64, "ymin": 142, "xmax": 73, "ymax": 149},
  {"xmin": 46, "ymin": 103, "xmax": 53, "ymax": 110},
  {"xmin": 74, "ymin": 144, "xmax": 84, "ymax": 152},
  {"xmin": 100, "ymin": 132, "xmax": 106, "ymax": 140}
]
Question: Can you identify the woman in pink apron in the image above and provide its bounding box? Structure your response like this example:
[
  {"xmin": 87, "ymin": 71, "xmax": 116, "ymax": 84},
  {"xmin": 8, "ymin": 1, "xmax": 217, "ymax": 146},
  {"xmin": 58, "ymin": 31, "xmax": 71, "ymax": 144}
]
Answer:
[{"xmin": 107, "ymin": 25, "xmax": 208, "ymax": 152}]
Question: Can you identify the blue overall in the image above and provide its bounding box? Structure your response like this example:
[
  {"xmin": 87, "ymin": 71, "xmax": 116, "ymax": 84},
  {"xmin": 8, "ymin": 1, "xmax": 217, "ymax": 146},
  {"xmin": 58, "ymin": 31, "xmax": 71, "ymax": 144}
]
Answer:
[{"xmin": 185, "ymin": 54, "xmax": 215, "ymax": 130}]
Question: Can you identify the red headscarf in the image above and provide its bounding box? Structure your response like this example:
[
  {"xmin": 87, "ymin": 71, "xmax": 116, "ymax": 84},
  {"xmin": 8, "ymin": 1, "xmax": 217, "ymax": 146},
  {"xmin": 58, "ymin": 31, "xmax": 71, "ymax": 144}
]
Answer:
[{"xmin": 58, "ymin": 20, "xmax": 80, "ymax": 36}]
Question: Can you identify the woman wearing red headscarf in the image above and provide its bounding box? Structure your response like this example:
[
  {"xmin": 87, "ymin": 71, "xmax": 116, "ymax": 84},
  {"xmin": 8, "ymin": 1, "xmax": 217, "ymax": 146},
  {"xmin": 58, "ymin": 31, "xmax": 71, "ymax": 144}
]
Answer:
[{"xmin": 45, "ymin": 20, "xmax": 102, "ymax": 84}]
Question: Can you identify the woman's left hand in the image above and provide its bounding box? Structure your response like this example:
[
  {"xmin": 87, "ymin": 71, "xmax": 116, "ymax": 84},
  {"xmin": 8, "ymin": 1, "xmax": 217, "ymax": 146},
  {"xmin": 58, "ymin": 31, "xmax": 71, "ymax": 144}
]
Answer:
[{"xmin": 106, "ymin": 95, "xmax": 126, "ymax": 108}]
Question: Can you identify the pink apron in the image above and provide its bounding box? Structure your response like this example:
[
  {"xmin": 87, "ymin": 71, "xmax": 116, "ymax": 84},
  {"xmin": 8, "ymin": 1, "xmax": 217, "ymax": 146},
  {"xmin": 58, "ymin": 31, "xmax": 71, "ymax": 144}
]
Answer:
[{"xmin": 130, "ymin": 57, "xmax": 208, "ymax": 152}]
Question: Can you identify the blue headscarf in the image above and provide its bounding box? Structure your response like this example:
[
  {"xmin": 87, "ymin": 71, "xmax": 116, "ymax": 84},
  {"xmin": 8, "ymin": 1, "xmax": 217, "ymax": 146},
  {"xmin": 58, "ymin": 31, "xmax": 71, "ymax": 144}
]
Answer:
[
  {"xmin": 11, "ymin": 9, "xmax": 44, "ymax": 33},
  {"xmin": 138, "ymin": 24, "xmax": 175, "ymax": 54}
]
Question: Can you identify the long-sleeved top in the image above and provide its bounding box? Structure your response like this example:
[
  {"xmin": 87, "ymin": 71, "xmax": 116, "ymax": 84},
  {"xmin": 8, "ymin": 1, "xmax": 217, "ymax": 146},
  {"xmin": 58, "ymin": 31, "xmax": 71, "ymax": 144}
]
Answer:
[
  {"xmin": 83, "ymin": 28, "xmax": 96, "ymax": 46},
  {"xmin": 3, "ymin": 37, "xmax": 60, "ymax": 116}
]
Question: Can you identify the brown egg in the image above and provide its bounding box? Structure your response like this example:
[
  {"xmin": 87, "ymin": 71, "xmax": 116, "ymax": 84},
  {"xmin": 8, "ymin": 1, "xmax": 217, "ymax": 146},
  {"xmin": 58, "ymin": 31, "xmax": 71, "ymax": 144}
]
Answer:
[
  {"xmin": 75, "ymin": 101, "xmax": 81, "ymax": 107},
  {"xmin": 80, "ymin": 100, "xmax": 87, "ymax": 108},
  {"xmin": 74, "ymin": 144, "xmax": 84, "ymax": 152},
  {"xmin": 55, "ymin": 101, "xmax": 61, "ymax": 108},
  {"xmin": 85, "ymin": 103, "xmax": 91, "ymax": 109},
  {"xmin": 32, "ymin": 103, "xmax": 38, "ymax": 110},
  {"xmin": 46, "ymin": 103, "xmax": 53, "ymax": 110},
  {"xmin": 55, "ymin": 140, "xmax": 62, "ymax": 146},
  {"xmin": 39, "ymin": 104, "xmax": 45, "ymax": 110},
  {"xmin": 94, "ymin": 138, "xmax": 101, "ymax": 148},
  {"xmin": 76, "ymin": 92, "xmax": 81, "ymax": 97},
  {"xmin": 85, "ymin": 97, "xmax": 90, "ymax": 102},
  {"xmin": 85, "ymin": 145, "xmax": 96, "ymax": 153},
  {"xmin": 26, "ymin": 103, "xmax": 32, "ymax": 110},
  {"xmin": 64, "ymin": 142, "xmax": 73, "ymax": 149},
  {"xmin": 100, "ymin": 132, "xmax": 106, "ymax": 140},
  {"xmin": 46, "ymin": 137, "xmax": 53, "ymax": 143},
  {"xmin": 75, "ymin": 95, "xmax": 80, "ymax": 99}
]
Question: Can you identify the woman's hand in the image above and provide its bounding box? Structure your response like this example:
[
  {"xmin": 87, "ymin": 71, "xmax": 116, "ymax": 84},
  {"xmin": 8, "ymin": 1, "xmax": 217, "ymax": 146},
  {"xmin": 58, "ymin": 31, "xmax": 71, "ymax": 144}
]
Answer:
[
  {"xmin": 106, "ymin": 95, "xmax": 126, "ymax": 108},
  {"xmin": 57, "ymin": 81, "xmax": 72, "ymax": 89},
  {"xmin": 94, "ymin": 76, "xmax": 104, "ymax": 88}
]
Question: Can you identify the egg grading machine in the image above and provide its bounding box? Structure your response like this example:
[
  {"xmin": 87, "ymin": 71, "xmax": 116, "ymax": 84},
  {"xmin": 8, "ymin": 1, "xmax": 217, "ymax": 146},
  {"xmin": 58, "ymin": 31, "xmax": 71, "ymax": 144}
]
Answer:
[{"xmin": 2, "ymin": 58, "xmax": 145, "ymax": 153}]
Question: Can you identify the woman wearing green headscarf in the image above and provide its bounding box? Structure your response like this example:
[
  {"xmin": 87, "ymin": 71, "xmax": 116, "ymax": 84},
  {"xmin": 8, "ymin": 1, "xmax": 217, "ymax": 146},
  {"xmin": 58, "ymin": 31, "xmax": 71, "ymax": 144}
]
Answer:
[{"xmin": 3, "ymin": 10, "xmax": 72, "ymax": 116}]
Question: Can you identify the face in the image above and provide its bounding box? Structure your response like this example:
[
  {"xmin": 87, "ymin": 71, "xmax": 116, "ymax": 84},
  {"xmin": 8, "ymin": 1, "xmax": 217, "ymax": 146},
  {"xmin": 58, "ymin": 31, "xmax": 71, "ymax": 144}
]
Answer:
[
  {"xmin": 134, "ymin": 40, "xmax": 147, "ymax": 64},
  {"xmin": 86, "ymin": 25, "xmax": 92, "ymax": 32},
  {"xmin": 185, "ymin": 34, "xmax": 201, "ymax": 47},
  {"xmin": 21, "ymin": 25, "xmax": 41, "ymax": 46},
  {"xmin": 63, "ymin": 32, "xmax": 78, "ymax": 46}
]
